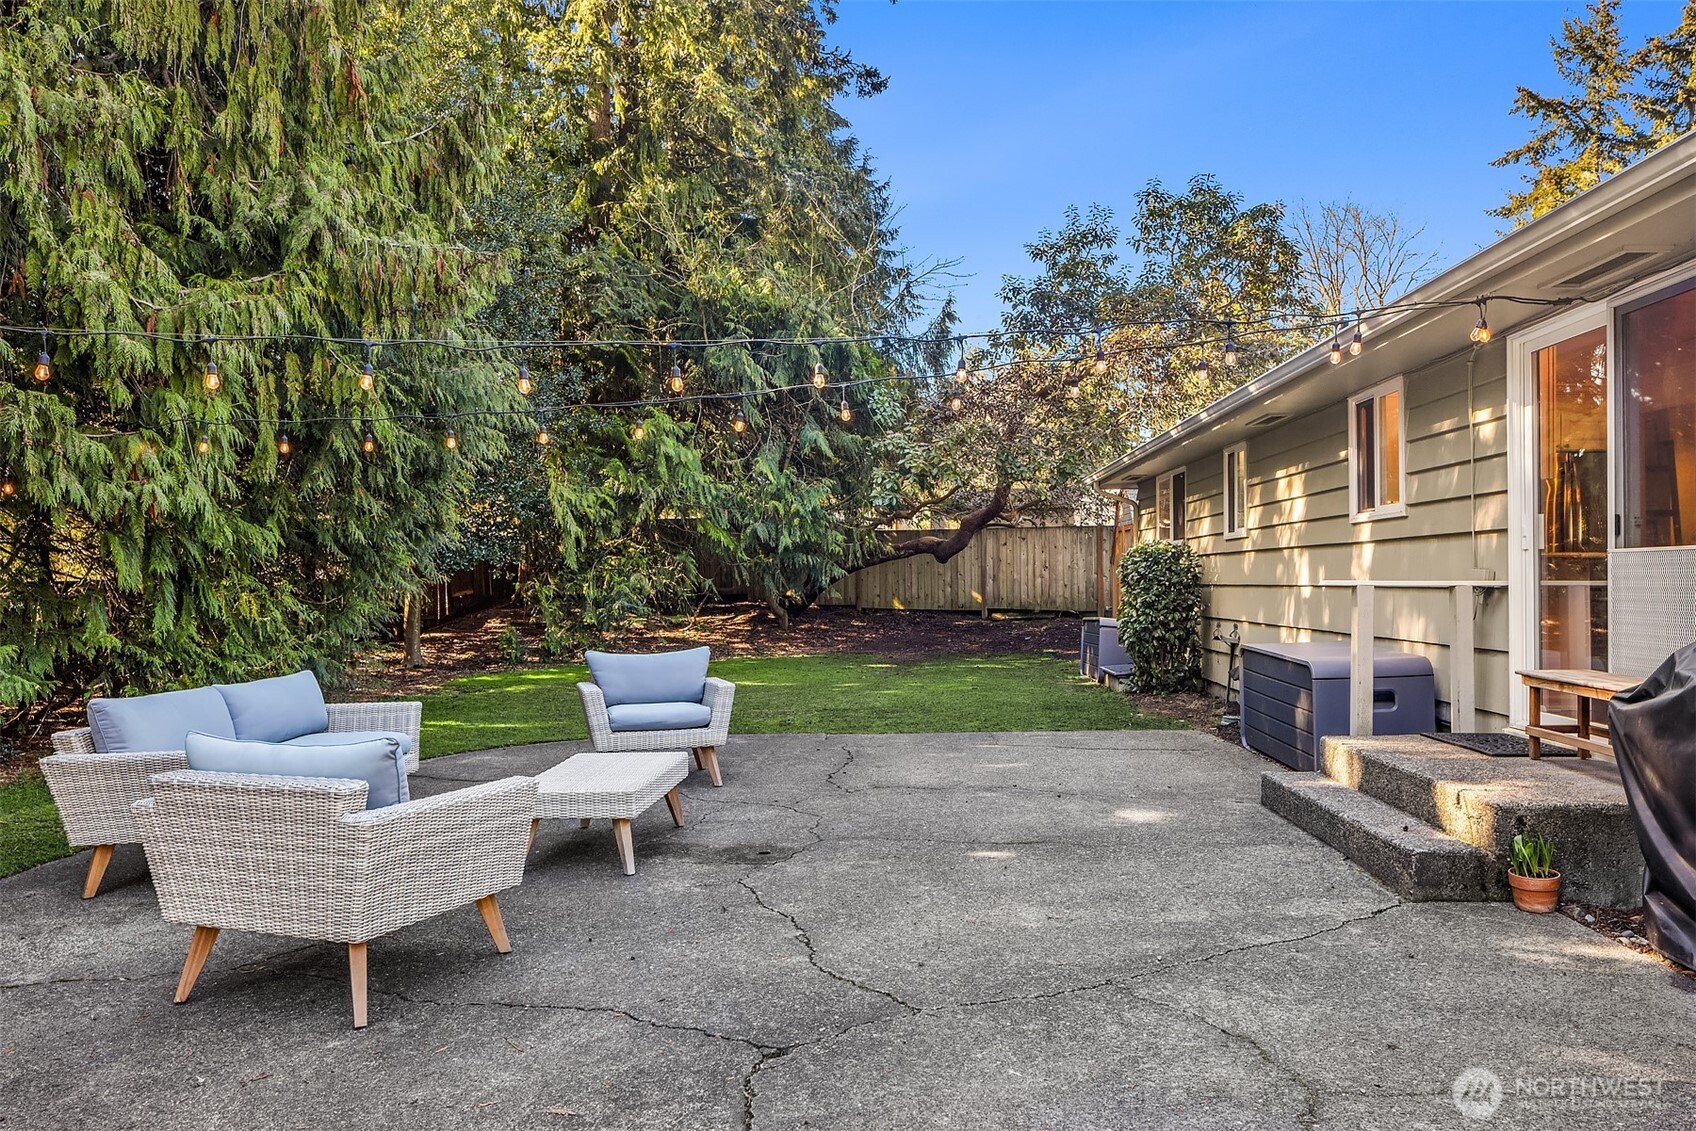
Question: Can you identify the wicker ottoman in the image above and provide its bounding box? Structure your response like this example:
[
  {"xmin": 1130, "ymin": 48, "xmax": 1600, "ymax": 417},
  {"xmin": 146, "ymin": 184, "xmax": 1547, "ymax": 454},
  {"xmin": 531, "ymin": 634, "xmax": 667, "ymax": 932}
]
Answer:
[{"xmin": 531, "ymin": 752, "xmax": 689, "ymax": 875}]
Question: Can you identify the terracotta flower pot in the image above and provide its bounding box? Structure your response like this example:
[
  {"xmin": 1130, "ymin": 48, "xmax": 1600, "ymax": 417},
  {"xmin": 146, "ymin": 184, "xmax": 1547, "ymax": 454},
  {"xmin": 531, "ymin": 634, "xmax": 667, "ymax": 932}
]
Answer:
[{"xmin": 1508, "ymin": 870, "xmax": 1561, "ymax": 913}]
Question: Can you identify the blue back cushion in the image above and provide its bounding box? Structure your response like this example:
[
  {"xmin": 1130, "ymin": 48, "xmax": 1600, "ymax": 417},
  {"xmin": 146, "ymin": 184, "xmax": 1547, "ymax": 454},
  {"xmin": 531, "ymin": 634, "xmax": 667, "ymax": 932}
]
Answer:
[
  {"xmin": 214, "ymin": 671, "xmax": 329, "ymax": 743},
  {"xmin": 586, "ymin": 647, "xmax": 710, "ymax": 706},
  {"xmin": 87, "ymin": 687, "xmax": 235, "ymax": 754},
  {"xmin": 184, "ymin": 732, "xmax": 409, "ymax": 810}
]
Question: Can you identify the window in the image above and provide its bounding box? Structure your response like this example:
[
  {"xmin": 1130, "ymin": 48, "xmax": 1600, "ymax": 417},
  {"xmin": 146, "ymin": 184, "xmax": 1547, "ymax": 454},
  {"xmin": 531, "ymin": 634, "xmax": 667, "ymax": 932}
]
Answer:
[
  {"xmin": 1348, "ymin": 377, "xmax": 1405, "ymax": 521},
  {"xmin": 1617, "ymin": 278, "xmax": 1695, "ymax": 548},
  {"xmin": 1154, "ymin": 468, "xmax": 1186, "ymax": 541},
  {"xmin": 1223, "ymin": 443, "xmax": 1248, "ymax": 539}
]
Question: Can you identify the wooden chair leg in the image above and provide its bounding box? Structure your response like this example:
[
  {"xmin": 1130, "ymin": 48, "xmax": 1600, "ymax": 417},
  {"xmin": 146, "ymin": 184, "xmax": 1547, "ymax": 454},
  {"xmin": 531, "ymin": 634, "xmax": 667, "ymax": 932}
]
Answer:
[
  {"xmin": 696, "ymin": 745, "xmax": 723, "ymax": 787},
  {"xmin": 579, "ymin": 818, "xmax": 592, "ymax": 829},
  {"xmin": 82, "ymin": 844, "xmax": 115, "ymax": 900},
  {"xmin": 528, "ymin": 818, "xmax": 540, "ymax": 851},
  {"xmin": 348, "ymin": 942, "xmax": 368, "ymax": 1030},
  {"xmin": 476, "ymin": 894, "xmax": 511, "ymax": 954},
  {"xmin": 664, "ymin": 787, "xmax": 685, "ymax": 827},
  {"xmin": 1575, "ymin": 696, "xmax": 1593, "ymax": 759},
  {"xmin": 611, "ymin": 818, "xmax": 636, "ymax": 876},
  {"xmin": 693, "ymin": 748, "xmax": 704, "ymax": 770},
  {"xmin": 173, "ymin": 926, "xmax": 220, "ymax": 1004}
]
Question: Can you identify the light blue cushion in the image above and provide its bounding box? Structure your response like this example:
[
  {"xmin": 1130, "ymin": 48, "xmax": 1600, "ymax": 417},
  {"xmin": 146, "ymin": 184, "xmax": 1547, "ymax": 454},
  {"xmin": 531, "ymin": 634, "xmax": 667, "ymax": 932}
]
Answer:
[
  {"xmin": 214, "ymin": 671, "xmax": 329, "ymax": 743},
  {"xmin": 183, "ymin": 732, "xmax": 409, "ymax": 810},
  {"xmin": 586, "ymin": 647, "xmax": 710, "ymax": 707},
  {"xmin": 87, "ymin": 688, "xmax": 235, "ymax": 754},
  {"xmin": 605, "ymin": 701, "xmax": 714, "ymax": 732},
  {"xmin": 287, "ymin": 729, "xmax": 413, "ymax": 760}
]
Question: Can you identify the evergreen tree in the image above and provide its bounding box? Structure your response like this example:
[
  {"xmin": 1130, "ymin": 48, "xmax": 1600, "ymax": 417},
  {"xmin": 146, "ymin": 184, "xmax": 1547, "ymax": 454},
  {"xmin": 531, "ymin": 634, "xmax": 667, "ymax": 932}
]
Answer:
[
  {"xmin": 0, "ymin": 0, "xmax": 513, "ymax": 722},
  {"xmin": 1492, "ymin": 0, "xmax": 1653, "ymax": 225},
  {"xmin": 1635, "ymin": 0, "xmax": 1696, "ymax": 141}
]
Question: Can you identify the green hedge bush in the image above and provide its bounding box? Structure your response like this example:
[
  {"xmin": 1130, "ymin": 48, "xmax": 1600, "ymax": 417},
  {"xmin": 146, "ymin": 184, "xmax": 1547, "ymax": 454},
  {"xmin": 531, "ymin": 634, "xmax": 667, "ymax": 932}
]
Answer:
[{"xmin": 1117, "ymin": 540, "xmax": 1205, "ymax": 693}]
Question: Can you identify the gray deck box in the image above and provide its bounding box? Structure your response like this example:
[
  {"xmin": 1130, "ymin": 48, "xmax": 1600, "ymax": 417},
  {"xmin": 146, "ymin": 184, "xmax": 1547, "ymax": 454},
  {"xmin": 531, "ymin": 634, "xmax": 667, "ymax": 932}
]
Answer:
[
  {"xmin": 1241, "ymin": 642, "xmax": 1436, "ymax": 771},
  {"xmin": 1080, "ymin": 619, "xmax": 1132, "ymax": 681}
]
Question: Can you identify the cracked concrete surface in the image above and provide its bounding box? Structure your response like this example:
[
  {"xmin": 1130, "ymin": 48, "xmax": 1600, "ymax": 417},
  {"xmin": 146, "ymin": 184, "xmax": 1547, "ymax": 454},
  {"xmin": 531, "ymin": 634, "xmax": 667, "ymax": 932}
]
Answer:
[{"xmin": 3, "ymin": 730, "xmax": 1695, "ymax": 1130}]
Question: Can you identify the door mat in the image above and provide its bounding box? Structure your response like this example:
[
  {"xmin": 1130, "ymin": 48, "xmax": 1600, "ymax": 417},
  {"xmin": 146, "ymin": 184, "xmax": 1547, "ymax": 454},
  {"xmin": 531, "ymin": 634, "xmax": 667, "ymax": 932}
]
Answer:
[{"xmin": 1422, "ymin": 732, "xmax": 1576, "ymax": 758}]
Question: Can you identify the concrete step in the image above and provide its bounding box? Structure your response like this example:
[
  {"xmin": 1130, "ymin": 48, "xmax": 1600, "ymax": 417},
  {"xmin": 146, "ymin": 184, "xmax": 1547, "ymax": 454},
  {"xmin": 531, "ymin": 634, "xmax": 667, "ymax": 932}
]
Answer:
[
  {"xmin": 1261, "ymin": 771, "xmax": 1501, "ymax": 902},
  {"xmin": 1320, "ymin": 736, "xmax": 1643, "ymax": 908}
]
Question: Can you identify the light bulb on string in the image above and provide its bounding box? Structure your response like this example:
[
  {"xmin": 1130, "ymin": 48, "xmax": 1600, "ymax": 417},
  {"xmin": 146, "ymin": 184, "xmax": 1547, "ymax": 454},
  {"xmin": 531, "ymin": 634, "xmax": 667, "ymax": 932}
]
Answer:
[
  {"xmin": 838, "ymin": 397, "xmax": 852, "ymax": 423},
  {"xmin": 362, "ymin": 431, "xmax": 377, "ymax": 454},
  {"xmin": 1328, "ymin": 336, "xmax": 1343, "ymax": 365},
  {"xmin": 1093, "ymin": 333, "xmax": 1108, "ymax": 375},
  {"xmin": 1192, "ymin": 358, "xmax": 1210, "ymax": 381},
  {"xmin": 0, "ymin": 474, "xmax": 13, "ymax": 497},
  {"xmin": 203, "ymin": 360, "xmax": 221, "ymax": 393},
  {"xmin": 444, "ymin": 429, "xmax": 458, "ymax": 451},
  {"xmin": 731, "ymin": 409, "xmax": 748, "ymax": 434},
  {"xmin": 536, "ymin": 428, "xmax": 550, "ymax": 446},
  {"xmin": 360, "ymin": 342, "xmax": 376, "ymax": 392},
  {"xmin": 196, "ymin": 432, "xmax": 211, "ymax": 455},
  {"xmin": 517, "ymin": 356, "xmax": 533, "ymax": 396},
  {"xmin": 277, "ymin": 434, "xmax": 292, "ymax": 456},
  {"xmin": 631, "ymin": 421, "xmax": 646, "ymax": 441},
  {"xmin": 954, "ymin": 342, "xmax": 969, "ymax": 384},
  {"xmin": 1350, "ymin": 324, "xmax": 1364, "ymax": 356},
  {"xmin": 1470, "ymin": 301, "xmax": 1492, "ymax": 344},
  {"xmin": 1223, "ymin": 322, "xmax": 1240, "ymax": 367},
  {"xmin": 811, "ymin": 362, "xmax": 827, "ymax": 389},
  {"xmin": 948, "ymin": 392, "xmax": 963, "ymax": 413},
  {"xmin": 32, "ymin": 333, "xmax": 50, "ymax": 382},
  {"xmin": 667, "ymin": 359, "xmax": 685, "ymax": 395},
  {"xmin": 1065, "ymin": 372, "xmax": 1082, "ymax": 400}
]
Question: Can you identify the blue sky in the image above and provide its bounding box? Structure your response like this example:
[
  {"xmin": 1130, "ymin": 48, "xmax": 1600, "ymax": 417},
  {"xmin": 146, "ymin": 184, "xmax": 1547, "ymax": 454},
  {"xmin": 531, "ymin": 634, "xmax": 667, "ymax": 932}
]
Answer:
[{"xmin": 828, "ymin": 0, "xmax": 1680, "ymax": 333}]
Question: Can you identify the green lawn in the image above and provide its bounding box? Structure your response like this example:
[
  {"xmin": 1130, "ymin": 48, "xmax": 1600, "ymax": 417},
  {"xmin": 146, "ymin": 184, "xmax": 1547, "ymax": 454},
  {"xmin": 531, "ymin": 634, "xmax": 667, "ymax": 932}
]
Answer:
[
  {"xmin": 0, "ymin": 653, "xmax": 1178, "ymax": 879},
  {"xmin": 418, "ymin": 653, "xmax": 1181, "ymax": 758}
]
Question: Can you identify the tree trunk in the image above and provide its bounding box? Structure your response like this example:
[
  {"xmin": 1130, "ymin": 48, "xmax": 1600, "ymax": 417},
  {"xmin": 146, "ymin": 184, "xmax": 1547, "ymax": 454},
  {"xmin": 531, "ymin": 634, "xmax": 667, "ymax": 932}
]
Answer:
[{"xmin": 403, "ymin": 592, "xmax": 424, "ymax": 668}]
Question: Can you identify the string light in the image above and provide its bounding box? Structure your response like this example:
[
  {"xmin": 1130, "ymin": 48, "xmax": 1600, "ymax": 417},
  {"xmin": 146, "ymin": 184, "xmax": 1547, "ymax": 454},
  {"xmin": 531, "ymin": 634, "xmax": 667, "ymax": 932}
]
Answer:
[
  {"xmin": 1093, "ymin": 333, "xmax": 1108, "ymax": 375},
  {"xmin": 954, "ymin": 340, "xmax": 968, "ymax": 383},
  {"xmin": 1, "ymin": 471, "xmax": 15, "ymax": 497},
  {"xmin": 811, "ymin": 362, "xmax": 827, "ymax": 389},
  {"xmin": 1192, "ymin": 358, "xmax": 1210, "ymax": 381},
  {"xmin": 360, "ymin": 343, "xmax": 376, "ymax": 392},
  {"xmin": 1328, "ymin": 336, "xmax": 1343, "ymax": 365},
  {"xmin": 277, "ymin": 434, "xmax": 292, "ymax": 456},
  {"xmin": 631, "ymin": 421, "xmax": 646, "ymax": 441},
  {"xmin": 1350, "ymin": 324, "xmax": 1364, "ymax": 356},
  {"xmin": 667, "ymin": 358, "xmax": 685, "ymax": 395},
  {"xmin": 948, "ymin": 392, "xmax": 963, "ymax": 412},
  {"xmin": 362, "ymin": 431, "xmax": 377, "ymax": 454},
  {"xmin": 517, "ymin": 357, "xmax": 533, "ymax": 396},
  {"xmin": 838, "ymin": 397, "xmax": 852, "ymax": 423},
  {"xmin": 1470, "ymin": 301, "xmax": 1492, "ymax": 344},
  {"xmin": 203, "ymin": 359, "xmax": 221, "ymax": 393},
  {"xmin": 535, "ymin": 428, "xmax": 550, "ymax": 445},
  {"xmin": 196, "ymin": 432, "xmax": 211, "ymax": 454},
  {"xmin": 1065, "ymin": 372, "xmax": 1082, "ymax": 400},
  {"xmin": 443, "ymin": 429, "xmax": 458, "ymax": 450},
  {"xmin": 1223, "ymin": 321, "xmax": 1240, "ymax": 367},
  {"xmin": 32, "ymin": 333, "xmax": 50, "ymax": 382},
  {"xmin": 731, "ymin": 409, "xmax": 748, "ymax": 434}
]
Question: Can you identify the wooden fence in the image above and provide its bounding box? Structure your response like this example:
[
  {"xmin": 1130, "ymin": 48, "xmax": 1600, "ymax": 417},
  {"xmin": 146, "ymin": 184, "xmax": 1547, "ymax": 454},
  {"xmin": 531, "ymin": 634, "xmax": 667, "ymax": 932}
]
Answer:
[{"xmin": 819, "ymin": 526, "xmax": 1114, "ymax": 615}]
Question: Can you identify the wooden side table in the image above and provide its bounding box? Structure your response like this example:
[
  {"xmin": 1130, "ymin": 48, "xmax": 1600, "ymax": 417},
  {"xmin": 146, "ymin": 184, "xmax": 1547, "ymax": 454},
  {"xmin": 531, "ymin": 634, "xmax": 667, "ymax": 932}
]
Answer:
[{"xmin": 1516, "ymin": 668, "xmax": 1642, "ymax": 759}]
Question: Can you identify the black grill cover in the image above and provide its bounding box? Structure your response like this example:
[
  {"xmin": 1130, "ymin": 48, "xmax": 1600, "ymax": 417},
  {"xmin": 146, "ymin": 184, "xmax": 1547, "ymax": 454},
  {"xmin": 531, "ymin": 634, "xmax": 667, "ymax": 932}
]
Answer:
[{"xmin": 1609, "ymin": 642, "xmax": 1696, "ymax": 969}]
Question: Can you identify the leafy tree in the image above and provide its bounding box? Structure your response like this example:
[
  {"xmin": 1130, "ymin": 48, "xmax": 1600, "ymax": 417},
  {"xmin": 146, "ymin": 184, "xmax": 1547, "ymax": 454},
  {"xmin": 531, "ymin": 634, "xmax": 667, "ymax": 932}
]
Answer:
[
  {"xmin": 1289, "ymin": 200, "xmax": 1439, "ymax": 318},
  {"xmin": 1493, "ymin": 0, "xmax": 1654, "ymax": 225},
  {"xmin": 0, "ymin": 0, "xmax": 512, "ymax": 724}
]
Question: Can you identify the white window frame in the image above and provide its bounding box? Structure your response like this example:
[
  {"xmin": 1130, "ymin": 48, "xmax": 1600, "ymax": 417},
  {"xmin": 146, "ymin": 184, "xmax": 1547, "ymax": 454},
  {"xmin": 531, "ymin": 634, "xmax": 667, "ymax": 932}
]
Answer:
[
  {"xmin": 1222, "ymin": 442, "xmax": 1248, "ymax": 540},
  {"xmin": 1347, "ymin": 376, "xmax": 1408, "ymax": 523},
  {"xmin": 1154, "ymin": 466, "xmax": 1187, "ymax": 541}
]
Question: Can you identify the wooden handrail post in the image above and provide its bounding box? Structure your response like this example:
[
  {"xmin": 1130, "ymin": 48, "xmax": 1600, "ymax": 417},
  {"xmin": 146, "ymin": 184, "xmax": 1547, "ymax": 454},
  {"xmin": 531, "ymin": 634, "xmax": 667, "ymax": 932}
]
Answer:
[
  {"xmin": 1451, "ymin": 584, "xmax": 1477, "ymax": 733},
  {"xmin": 1351, "ymin": 583, "xmax": 1376, "ymax": 736}
]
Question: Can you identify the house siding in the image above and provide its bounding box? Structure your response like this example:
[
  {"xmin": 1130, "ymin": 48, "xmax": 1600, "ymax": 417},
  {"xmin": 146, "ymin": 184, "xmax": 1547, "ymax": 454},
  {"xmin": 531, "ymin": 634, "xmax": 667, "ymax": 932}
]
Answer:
[{"xmin": 1140, "ymin": 339, "xmax": 1514, "ymax": 729}]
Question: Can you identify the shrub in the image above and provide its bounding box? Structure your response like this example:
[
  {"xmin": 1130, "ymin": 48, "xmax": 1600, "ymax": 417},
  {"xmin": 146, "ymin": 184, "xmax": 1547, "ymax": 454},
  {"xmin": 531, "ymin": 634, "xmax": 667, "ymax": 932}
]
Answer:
[
  {"xmin": 496, "ymin": 626, "xmax": 528, "ymax": 667},
  {"xmin": 1117, "ymin": 540, "xmax": 1205, "ymax": 694}
]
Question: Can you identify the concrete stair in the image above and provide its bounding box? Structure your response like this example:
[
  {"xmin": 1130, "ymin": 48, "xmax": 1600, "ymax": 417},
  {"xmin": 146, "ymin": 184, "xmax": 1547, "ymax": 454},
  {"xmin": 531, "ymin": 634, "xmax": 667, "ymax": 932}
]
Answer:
[
  {"xmin": 1260, "ymin": 735, "xmax": 1644, "ymax": 908},
  {"xmin": 1261, "ymin": 773, "xmax": 1499, "ymax": 901}
]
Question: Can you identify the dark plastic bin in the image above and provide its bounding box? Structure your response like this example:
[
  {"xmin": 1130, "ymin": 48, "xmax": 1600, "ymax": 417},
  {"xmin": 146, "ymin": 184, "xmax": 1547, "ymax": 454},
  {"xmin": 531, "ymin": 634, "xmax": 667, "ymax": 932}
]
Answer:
[{"xmin": 1241, "ymin": 642, "xmax": 1436, "ymax": 771}]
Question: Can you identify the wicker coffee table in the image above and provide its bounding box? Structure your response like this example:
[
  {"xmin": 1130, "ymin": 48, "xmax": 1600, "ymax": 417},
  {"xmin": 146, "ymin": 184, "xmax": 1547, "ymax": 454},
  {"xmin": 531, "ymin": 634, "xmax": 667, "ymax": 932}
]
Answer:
[{"xmin": 530, "ymin": 752, "xmax": 689, "ymax": 875}]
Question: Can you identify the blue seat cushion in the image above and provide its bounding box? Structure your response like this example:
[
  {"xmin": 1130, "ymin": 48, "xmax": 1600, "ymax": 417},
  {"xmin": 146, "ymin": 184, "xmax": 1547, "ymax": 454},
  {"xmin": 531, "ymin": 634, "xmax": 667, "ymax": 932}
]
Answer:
[
  {"xmin": 87, "ymin": 687, "xmax": 235, "ymax": 754},
  {"xmin": 605, "ymin": 701, "xmax": 714, "ymax": 732},
  {"xmin": 586, "ymin": 647, "xmax": 710, "ymax": 707},
  {"xmin": 183, "ymin": 732, "xmax": 409, "ymax": 810},
  {"xmin": 287, "ymin": 729, "xmax": 414, "ymax": 760},
  {"xmin": 214, "ymin": 671, "xmax": 329, "ymax": 743}
]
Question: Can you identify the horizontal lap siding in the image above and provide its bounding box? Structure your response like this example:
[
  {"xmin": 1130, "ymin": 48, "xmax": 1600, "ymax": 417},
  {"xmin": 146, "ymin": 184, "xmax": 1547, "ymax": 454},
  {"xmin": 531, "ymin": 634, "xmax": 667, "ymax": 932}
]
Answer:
[{"xmin": 1173, "ymin": 345, "xmax": 1512, "ymax": 729}]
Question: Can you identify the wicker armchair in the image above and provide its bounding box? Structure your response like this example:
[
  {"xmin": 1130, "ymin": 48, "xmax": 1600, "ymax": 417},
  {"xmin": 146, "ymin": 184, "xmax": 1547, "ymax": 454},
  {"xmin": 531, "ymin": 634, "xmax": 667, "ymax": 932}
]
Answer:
[
  {"xmin": 577, "ymin": 677, "xmax": 735, "ymax": 786},
  {"xmin": 42, "ymin": 700, "xmax": 422, "ymax": 899},
  {"xmin": 134, "ymin": 770, "xmax": 537, "ymax": 1029}
]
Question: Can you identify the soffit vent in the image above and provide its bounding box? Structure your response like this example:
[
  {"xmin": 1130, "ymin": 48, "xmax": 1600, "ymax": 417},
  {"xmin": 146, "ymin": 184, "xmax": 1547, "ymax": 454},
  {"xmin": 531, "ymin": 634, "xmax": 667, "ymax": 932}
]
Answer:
[
  {"xmin": 1545, "ymin": 248, "xmax": 1661, "ymax": 292},
  {"xmin": 1246, "ymin": 413, "xmax": 1287, "ymax": 428}
]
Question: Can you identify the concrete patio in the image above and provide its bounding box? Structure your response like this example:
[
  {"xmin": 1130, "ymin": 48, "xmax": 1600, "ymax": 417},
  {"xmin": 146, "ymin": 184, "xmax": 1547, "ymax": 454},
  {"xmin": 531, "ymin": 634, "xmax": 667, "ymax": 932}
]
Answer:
[{"xmin": 3, "ymin": 730, "xmax": 1694, "ymax": 1130}]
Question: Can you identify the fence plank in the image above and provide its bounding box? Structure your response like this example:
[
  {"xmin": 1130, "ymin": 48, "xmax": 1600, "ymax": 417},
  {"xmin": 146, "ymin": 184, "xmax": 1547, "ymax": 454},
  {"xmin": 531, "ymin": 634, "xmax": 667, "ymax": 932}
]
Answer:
[{"xmin": 813, "ymin": 526, "xmax": 1107, "ymax": 613}]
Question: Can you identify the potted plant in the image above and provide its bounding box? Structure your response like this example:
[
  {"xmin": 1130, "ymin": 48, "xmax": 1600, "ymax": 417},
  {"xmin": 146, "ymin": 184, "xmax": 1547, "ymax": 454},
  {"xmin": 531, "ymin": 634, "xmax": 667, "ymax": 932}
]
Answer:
[{"xmin": 1508, "ymin": 832, "xmax": 1561, "ymax": 913}]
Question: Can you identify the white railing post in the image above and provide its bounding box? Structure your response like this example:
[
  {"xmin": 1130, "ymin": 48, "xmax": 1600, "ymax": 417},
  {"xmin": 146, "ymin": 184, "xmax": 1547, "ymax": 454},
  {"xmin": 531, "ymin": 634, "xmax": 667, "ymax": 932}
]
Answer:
[
  {"xmin": 1451, "ymin": 584, "xmax": 1477, "ymax": 733},
  {"xmin": 1351, "ymin": 583, "xmax": 1376, "ymax": 736}
]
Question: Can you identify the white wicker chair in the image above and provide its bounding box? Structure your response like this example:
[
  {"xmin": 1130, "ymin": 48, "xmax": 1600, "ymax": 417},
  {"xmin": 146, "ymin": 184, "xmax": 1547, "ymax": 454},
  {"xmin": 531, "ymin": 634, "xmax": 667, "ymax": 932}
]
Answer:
[
  {"xmin": 42, "ymin": 700, "xmax": 422, "ymax": 899},
  {"xmin": 577, "ymin": 677, "xmax": 735, "ymax": 786},
  {"xmin": 134, "ymin": 770, "xmax": 537, "ymax": 1029}
]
